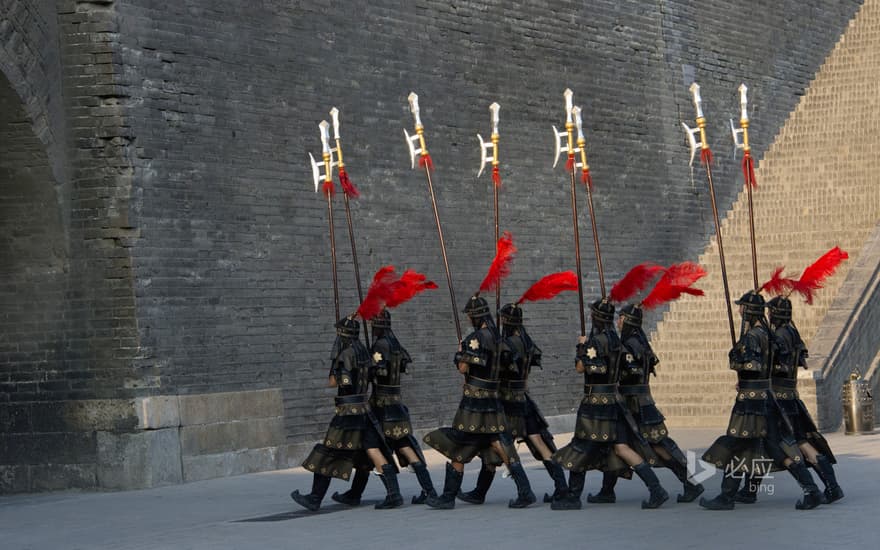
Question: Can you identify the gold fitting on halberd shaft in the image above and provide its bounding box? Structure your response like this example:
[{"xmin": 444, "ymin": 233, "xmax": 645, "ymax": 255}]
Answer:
[
  {"xmin": 322, "ymin": 151, "xmax": 332, "ymax": 182},
  {"xmin": 335, "ymin": 139, "xmax": 345, "ymax": 168},
  {"xmin": 492, "ymin": 134, "xmax": 499, "ymax": 165}
]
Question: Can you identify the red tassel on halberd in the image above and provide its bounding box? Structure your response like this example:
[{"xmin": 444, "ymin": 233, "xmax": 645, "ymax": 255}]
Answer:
[
  {"xmin": 641, "ymin": 262, "xmax": 707, "ymax": 310},
  {"xmin": 338, "ymin": 167, "xmax": 360, "ymax": 198},
  {"xmin": 742, "ymin": 152, "xmax": 757, "ymax": 189},
  {"xmin": 760, "ymin": 266, "xmax": 796, "ymax": 296},
  {"xmin": 517, "ymin": 271, "xmax": 579, "ymax": 304},
  {"xmin": 581, "ymin": 169, "xmax": 594, "ymax": 191},
  {"xmin": 566, "ymin": 154, "xmax": 575, "ymax": 173},
  {"xmin": 385, "ymin": 269, "xmax": 438, "ymax": 309},
  {"xmin": 356, "ymin": 265, "xmax": 397, "ymax": 320},
  {"xmin": 479, "ymin": 231, "xmax": 516, "ymax": 293},
  {"xmin": 492, "ymin": 165, "xmax": 501, "ymax": 188},
  {"xmin": 793, "ymin": 246, "xmax": 849, "ymax": 304},
  {"xmin": 610, "ymin": 263, "xmax": 664, "ymax": 304},
  {"xmin": 419, "ymin": 153, "xmax": 434, "ymax": 171},
  {"xmin": 322, "ymin": 179, "xmax": 336, "ymax": 198},
  {"xmin": 700, "ymin": 147, "xmax": 713, "ymax": 167}
]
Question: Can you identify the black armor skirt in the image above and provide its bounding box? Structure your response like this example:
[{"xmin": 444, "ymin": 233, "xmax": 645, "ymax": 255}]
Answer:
[
  {"xmin": 702, "ymin": 380, "xmax": 801, "ymax": 475},
  {"xmin": 773, "ymin": 379, "xmax": 836, "ymax": 462},
  {"xmin": 619, "ymin": 385, "xmax": 687, "ymax": 466},
  {"xmin": 552, "ymin": 384, "xmax": 656, "ymax": 474},
  {"xmin": 500, "ymin": 381, "xmax": 556, "ymax": 460},
  {"xmin": 423, "ymin": 377, "xmax": 517, "ymax": 464},
  {"xmin": 302, "ymin": 394, "xmax": 391, "ymax": 480}
]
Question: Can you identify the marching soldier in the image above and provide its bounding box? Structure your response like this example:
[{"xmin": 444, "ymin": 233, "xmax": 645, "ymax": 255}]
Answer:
[
  {"xmin": 551, "ymin": 299, "xmax": 669, "ymax": 510},
  {"xmin": 700, "ymin": 290, "xmax": 822, "ymax": 510},
  {"xmin": 291, "ymin": 316, "xmax": 404, "ymax": 511},
  {"xmin": 587, "ymin": 263, "xmax": 707, "ymax": 504}
]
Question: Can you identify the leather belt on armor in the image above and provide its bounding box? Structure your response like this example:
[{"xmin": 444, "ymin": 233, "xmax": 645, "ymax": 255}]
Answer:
[
  {"xmin": 618, "ymin": 384, "xmax": 650, "ymax": 395},
  {"xmin": 771, "ymin": 378, "xmax": 798, "ymax": 390},
  {"xmin": 375, "ymin": 384, "xmax": 401, "ymax": 395},
  {"xmin": 738, "ymin": 379, "xmax": 771, "ymax": 390},
  {"xmin": 334, "ymin": 394, "xmax": 368, "ymax": 406},
  {"xmin": 583, "ymin": 383, "xmax": 618, "ymax": 395},
  {"xmin": 466, "ymin": 376, "xmax": 500, "ymax": 391},
  {"xmin": 502, "ymin": 380, "xmax": 527, "ymax": 391}
]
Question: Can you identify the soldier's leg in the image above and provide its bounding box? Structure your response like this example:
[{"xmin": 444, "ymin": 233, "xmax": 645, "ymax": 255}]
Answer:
[
  {"xmin": 492, "ymin": 435, "xmax": 536, "ymax": 508},
  {"xmin": 587, "ymin": 471, "xmax": 617, "ymax": 503},
  {"xmin": 653, "ymin": 443, "xmax": 704, "ymax": 503},
  {"xmin": 614, "ymin": 443, "xmax": 668, "ymax": 509},
  {"xmin": 699, "ymin": 470, "xmax": 741, "ymax": 511},
  {"xmin": 398, "ymin": 446, "xmax": 438, "ymax": 504},
  {"xmin": 366, "ymin": 448, "xmax": 403, "ymax": 509},
  {"xmin": 458, "ymin": 460, "xmax": 496, "ymax": 504},
  {"xmin": 426, "ymin": 462, "xmax": 465, "ymax": 510},
  {"xmin": 331, "ymin": 467, "xmax": 370, "ymax": 506},
  {"xmin": 291, "ymin": 473, "xmax": 332, "ymax": 512}
]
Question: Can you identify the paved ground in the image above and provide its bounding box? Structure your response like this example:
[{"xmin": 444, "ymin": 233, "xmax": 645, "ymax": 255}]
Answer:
[{"xmin": 2, "ymin": 428, "xmax": 878, "ymax": 550}]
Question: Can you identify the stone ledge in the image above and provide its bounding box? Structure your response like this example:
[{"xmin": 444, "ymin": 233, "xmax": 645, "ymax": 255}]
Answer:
[
  {"xmin": 182, "ymin": 446, "xmax": 285, "ymax": 483},
  {"xmin": 178, "ymin": 389, "xmax": 282, "ymax": 426}
]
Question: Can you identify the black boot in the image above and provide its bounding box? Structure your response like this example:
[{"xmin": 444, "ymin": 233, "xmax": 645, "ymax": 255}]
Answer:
[
  {"xmin": 551, "ymin": 470, "xmax": 584, "ymax": 510},
  {"xmin": 667, "ymin": 459, "xmax": 705, "ymax": 503},
  {"xmin": 812, "ymin": 455, "xmax": 844, "ymax": 504},
  {"xmin": 699, "ymin": 472, "xmax": 740, "ymax": 511},
  {"xmin": 587, "ymin": 471, "xmax": 617, "ymax": 503},
  {"xmin": 733, "ymin": 474, "xmax": 761, "ymax": 504},
  {"xmin": 634, "ymin": 462, "xmax": 669, "ymax": 509},
  {"xmin": 426, "ymin": 463, "xmax": 464, "ymax": 509},
  {"xmin": 507, "ymin": 462, "xmax": 537, "ymax": 508},
  {"xmin": 375, "ymin": 463, "xmax": 404, "ymax": 509},
  {"xmin": 457, "ymin": 463, "xmax": 495, "ymax": 504},
  {"xmin": 410, "ymin": 461, "xmax": 438, "ymax": 504},
  {"xmin": 541, "ymin": 460, "xmax": 569, "ymax": 503},
  {"xmin": 788, "ymin": 461, "xmax": 822, "ymax": 510},
  {"xmin": 291, "ymin": 473, "xmax": 331, "ymax": 512},
  {"xmin": 331, "ymin": 468, "xmax": 369, "ymax": 506}
]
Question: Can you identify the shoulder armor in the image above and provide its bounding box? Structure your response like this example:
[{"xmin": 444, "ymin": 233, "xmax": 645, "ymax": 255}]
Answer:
[
  {"xmin": 729, "ymin": 328, "xmax": 767, "ymax": 372},
  {"xmin": 458, "ymin": 328, "xmax": 494, "ymax": 367}
]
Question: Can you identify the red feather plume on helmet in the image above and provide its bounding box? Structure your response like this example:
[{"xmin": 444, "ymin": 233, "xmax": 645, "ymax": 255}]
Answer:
[
  {"xmin": 355, "ymin": 266, "xmax": 397, "ymax": 320},
  {"xmin": 517, "ymin": 271, "xmax": 579, "ymax": 304},
  {"xmin": 385, "ymin": 269, "xmax": 438, "ymax": 309},
  {"xmin": 760, "ymin": 266, "xmax": 798, "ymax": 297},
  {"xmin": 640, "ymin": 262, "xmax": 707, "ymax": 310},
  {"xmin": 791, "ymin": 246, "xmax": 849, "ymax": 304},
  {"xmin": 478, "ymin": 232, "xmax": 516, "ymax": 294},
  {"xmin": 609, "ymin": 263, "xmax": 664, "ymax": 304}
]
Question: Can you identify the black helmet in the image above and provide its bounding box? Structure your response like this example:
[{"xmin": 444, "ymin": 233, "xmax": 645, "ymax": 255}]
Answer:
[
  {"xmin": 590, "ymin": 299, "xmax": 615, "ymax": 323},
  {"xmin": 767, "ymin": 296, "xmax": 792, "ymax": 323},
  {"xmin": 619, "ymin": 303, "xmax": 643, "ymax": 327},
  {"xmin": 498, "ymin": 303, "xmax": 523, "ymax": 326},
  {"xmin": 371, "ymin": 309, "xmax": 391, "ymax": 330},
  {"xmin": 463, "ymin": 294, "xmax": 491, "ymax": 318},
  {"xmin": 335, "ymin": 316, "xmax": 360, "ymax": 339},
  {"xmin": 735, "ymin": 290, "xmax": 766, "ymax": 318}
]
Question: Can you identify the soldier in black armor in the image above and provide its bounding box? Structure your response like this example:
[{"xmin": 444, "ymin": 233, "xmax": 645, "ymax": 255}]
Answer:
[
  {"xmin": 585, "ymin": 303, "xmax": 705, "ymax": 504},
  {"xmin": 291, "ymin": 317, "xmax": 404, "ymax": 511},
  {"xmin": 457, "ymin": 303, "xmax": 568, "ymax": 506},
  {"xmin": 551, "ymin": 299, "xmax": 669, "ymax": 510},
  {"xmin": 734, "ymin": 295, "xmax": 843, "ymax": 504},
  {"xmin": 423, "ymin": 295, "xmax": 537, "ymax": 509},
  {"xmin": 700, "ymin": 291, "xmax": 822, "ymax": 510},
  {"xmin": 331, "ymin": 309, "xmax": 438, "ymax": 506}
]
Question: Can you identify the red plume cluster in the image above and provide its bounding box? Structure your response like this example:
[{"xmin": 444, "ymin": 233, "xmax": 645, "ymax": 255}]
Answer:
[
  {"xmin": 742, "ymin": 151, "xmax": 757, "ymax": 189},
  {"xmin": 338, "ymin": 167, "xmax": 360, "ymax": 198},
  {"xmin": 479, "ymin": 232, "xmax": 516, "ymax": 293},
  {"xmin": 492, "ymin": 165, "xmax": 501, "ymax": 188},
  {"xmin": 610, "ymin": 263, "xmax": 664, "ymax": 303},
  {"xmin": 321, "ymin": 179, "xmax": 335, "ymax": 198},
  {"xmin": 386, "ymin": 269, "xmax": 438, "ymax": 308},
  {"xmin": 517, "ymin": 271, "xmax": 579, "ymax": 304},
  {"xmin": 760, "ymin": 266, "xmax": 797, "ymax": 297},
  {"xmin": 582, "ymin": 168, "xmax": 594, "ymax": 191},
  {"xmin": 792, "ymin": 246, "xmax": 849, "ymax": 304},
  {"xmin": 418, "ymin": 154, "xmax": 434, "ymax": 171},
  {"xmin": 356, "ymin": 266, "xmax": 438, "ymax": 319},
  {"xmin": 641, "ymin": 262, "xmax": 707, "ymax": 310},
  {"xmin": 700, "ymin": 147, "xmax": 713, "ymax": 167}
]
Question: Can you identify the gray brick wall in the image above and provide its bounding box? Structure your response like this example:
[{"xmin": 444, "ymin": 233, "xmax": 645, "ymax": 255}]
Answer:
[{"xmin": 0, "ymin": 0, "xmax": 866, "ymax": 491}]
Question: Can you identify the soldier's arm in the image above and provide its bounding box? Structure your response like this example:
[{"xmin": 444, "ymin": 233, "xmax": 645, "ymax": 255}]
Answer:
[{"xmin": 575, "ymin": 334, "xmax": 587, "ymax": 373}]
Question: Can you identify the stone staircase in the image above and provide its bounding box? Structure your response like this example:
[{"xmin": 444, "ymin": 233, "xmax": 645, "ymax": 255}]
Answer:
[{"xmin": 650, "ymin": 0, "xmax": 880, "ymax": 428}]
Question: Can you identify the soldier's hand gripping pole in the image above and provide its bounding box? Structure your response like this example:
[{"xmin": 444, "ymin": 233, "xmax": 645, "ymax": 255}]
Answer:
[
  {"xmin": 572, "ymin": 105, "xmax": 606, "ymax": 300},
  {"xmin": 729, "ymin": 84, "xmax": 759, "ymax": 291},
  {"xmin": 477, "ymin": 102, "xmax": 502, "ymax": 317},
  {"xmin": 552, "ymin": 88, "xmax": 586, "ymax": 336},
  {"xmin": 330, "ymin": 107, "xmax": 368, "ymax": 344},
  {"xmin": 404, "ymin": 92, "xmax": 462, "ymax": 342},
  {"xmin": 308, "ymin": 120, "xmax": 340, "ymax": 320},
  {"xmin": 682, "ymin": 82, "xmax": 736, "ymax": 346}
]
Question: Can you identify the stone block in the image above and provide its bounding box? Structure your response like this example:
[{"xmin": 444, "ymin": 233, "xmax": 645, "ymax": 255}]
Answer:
[
  {"xmin": 182, "ymin": 446, "xmax": 282, "ymax": 482},
  {"xmin": 0, "ymin": 465, "xmax": 30, "ymax": 493},
  {"xmin": 96, "ymin": 428, "xmax": 182, "ymax": 490},
  {"xmin": 179, "ymin": 416, "xmax": 284, "ymax": 456},
  {"xmin": 135, "ymin": 395, "xmax": 180, "ymax": 429},
  {"xmin": 30, "ymin": 463, "xmax": 96, "ymax": 492},
  {"xmin": 178, "ymin": 389, "xmax": 282, "ymax": 426}
]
